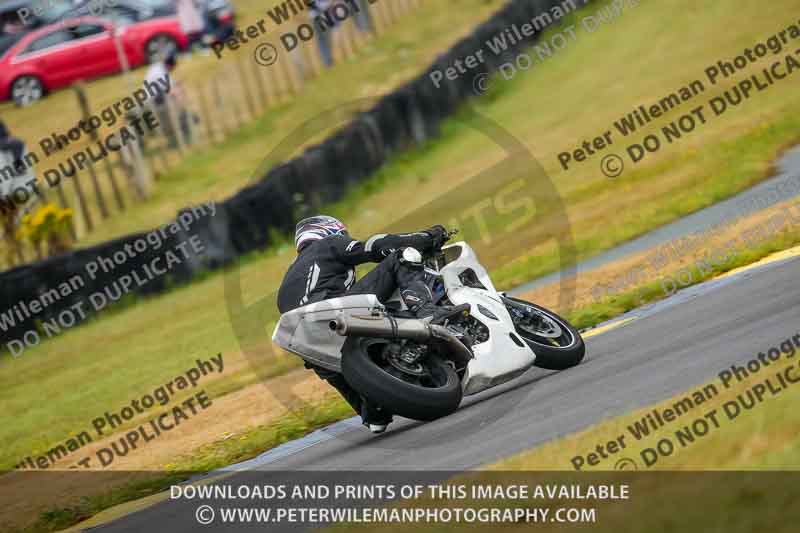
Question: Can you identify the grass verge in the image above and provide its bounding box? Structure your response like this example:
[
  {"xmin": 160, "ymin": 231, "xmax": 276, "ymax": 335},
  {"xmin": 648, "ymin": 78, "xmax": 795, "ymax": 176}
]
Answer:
[
  {"xmin": 3, "ymin": 0, "xmax": 800, "ymax": 527},
  {"xmin": 3, "ymin": 0, "xmax": 800, "ymax": 475},
  {"xmin": 19, "ymin": 221, "xmax": 800, "ymax": 532}
]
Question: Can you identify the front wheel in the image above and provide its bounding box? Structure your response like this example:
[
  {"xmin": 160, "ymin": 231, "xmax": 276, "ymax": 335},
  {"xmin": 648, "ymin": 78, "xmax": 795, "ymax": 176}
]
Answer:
[
  {"xmin": 503, "ymin": 296, "xmax": 585, "ymax": 370},
  {"xmin": 341, "ymin": 337, "xmax": 462, "ymax": 422}
]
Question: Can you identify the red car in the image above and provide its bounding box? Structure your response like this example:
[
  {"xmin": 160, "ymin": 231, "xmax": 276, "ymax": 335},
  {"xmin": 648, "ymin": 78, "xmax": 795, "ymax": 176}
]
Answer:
[{"xmin": 0, "ymin": 15, "xmax": 188, "ymax": 106}]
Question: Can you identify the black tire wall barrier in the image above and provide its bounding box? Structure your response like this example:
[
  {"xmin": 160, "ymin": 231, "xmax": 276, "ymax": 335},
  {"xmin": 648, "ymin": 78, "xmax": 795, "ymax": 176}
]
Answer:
[{"xmin": 0, "ymin": 0, "xmax": 587, "ymax": 346}]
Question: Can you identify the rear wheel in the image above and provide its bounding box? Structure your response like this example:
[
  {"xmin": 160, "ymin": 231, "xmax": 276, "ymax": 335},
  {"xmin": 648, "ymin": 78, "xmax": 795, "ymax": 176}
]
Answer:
[
  {"xmin": 341, "ymin": 337, "xmax": 462, "ymax": 422},
  {"xmin": 503, "ymin": 296, "xmax": 585, "ymax": 370},
  {"xmin": 11, "ymin": 76, "xmax": 44, "ymax": 106}
]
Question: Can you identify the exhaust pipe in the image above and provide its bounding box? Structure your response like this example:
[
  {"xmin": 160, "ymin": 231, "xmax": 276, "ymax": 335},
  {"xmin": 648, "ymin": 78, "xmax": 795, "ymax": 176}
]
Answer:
[
  {"xmin": 330, "ymin": 315, "xmax": 473, "ymax": 366},
  {"xmin": 330, "ymin": 315, "xmax": 429, "ymax": 340}
]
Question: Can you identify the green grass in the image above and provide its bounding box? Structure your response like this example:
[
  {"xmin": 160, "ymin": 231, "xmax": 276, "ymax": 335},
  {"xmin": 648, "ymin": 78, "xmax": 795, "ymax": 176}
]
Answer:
[
  {"xmin": 21, "ymin": 400, "xmax": 353, "ymax": 533},
  {"xmin": 1, "ymin": 4, "xmax": 800, "ymax": 529},
  {"xmin": 15, "ymin": 217, "xmax": 800, "ymax": 533},
  {"xmin": 3, "ymin": 0, "xmax": 800, "ymax": 470},
  {"xmin": 322, "ymin": 244, "xmax": 800, "ymax": 533},
  {"xmin": 0, "ymin": 0, "xmax": 506, "ymax": 250},
  {"xmin": 566, "ymin": 225, "xmax": 800, "ymax": 330},
  {"xmin": 0, "ymin": 0, "xmax": 507, "ymax": 468}
]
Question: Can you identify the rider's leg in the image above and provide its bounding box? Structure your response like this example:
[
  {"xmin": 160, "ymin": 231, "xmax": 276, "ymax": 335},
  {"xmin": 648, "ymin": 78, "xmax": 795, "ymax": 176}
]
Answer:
[
  {"xmin": 347, "ymin": 251, "xmax": 408, "ymax": 301},
  {"xmin": 306, "ymin": 363, "xmax": 362, "ymax": 413},
  {"xmin": 344, "ymin": 250, "xmax": 458, "ymax": 433},
  {"xmin": 348, "ymin": 249, "xmax": 442, "ymax": 318},
  {"xmin": 305, "ymin": 363, "xmax": 392, "ymax": 431}
]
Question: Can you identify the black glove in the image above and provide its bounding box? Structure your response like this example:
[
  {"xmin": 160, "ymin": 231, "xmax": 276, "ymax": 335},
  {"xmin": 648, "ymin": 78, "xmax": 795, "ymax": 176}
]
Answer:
[{"xmin": 424, "ymin": 225, "xmax": 449, "ymax": 249}]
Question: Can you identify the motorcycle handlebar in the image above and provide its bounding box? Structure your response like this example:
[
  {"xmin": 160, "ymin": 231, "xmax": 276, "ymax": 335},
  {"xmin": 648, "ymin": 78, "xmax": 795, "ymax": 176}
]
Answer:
[{"xmin": 427, "ymin": 228, "xmax": 458, "ymax": 259}]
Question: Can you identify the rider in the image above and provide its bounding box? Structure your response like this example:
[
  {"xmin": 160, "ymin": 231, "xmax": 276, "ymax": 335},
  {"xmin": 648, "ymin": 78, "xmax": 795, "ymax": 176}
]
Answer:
[{"xmin": 277, "ymin": 215, "xmax": 450, "ymax": 433}]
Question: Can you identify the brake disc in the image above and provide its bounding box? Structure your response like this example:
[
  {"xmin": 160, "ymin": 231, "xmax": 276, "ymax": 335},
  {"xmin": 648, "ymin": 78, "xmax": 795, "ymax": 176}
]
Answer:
[{"xmin": 519, "ymin": 314, "xmax": 563, "ymax": 339}]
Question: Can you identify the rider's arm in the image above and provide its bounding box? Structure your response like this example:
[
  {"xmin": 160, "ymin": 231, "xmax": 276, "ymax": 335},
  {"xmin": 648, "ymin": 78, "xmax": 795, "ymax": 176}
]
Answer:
[{"xmin": 331, "ymin": 232, "xmax": 436, "ymax": 265}]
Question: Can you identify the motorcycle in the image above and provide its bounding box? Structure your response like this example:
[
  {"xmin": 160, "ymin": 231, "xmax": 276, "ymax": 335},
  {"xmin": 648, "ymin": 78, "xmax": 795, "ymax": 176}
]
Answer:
[{"xmin": 272, "ymin": 230, "xmax": 585, "ymax": 422}]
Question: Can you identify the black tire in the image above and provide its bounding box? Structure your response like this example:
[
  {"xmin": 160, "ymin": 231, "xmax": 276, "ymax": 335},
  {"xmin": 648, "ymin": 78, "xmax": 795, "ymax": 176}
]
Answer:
[
  {"xmin": 145, "ymin": 34, "xmax": 178, "ymax": 64},
  {"xmin": 11, "ymin": 75, "xmax": 44, "ymax": 106},
  {"xmin": 503, "ymin": 296, "xmax": 585, "ymax": 370},
  {"xmin": 341, "ymin": 337, "xmax": 462, "ymax": 422}
]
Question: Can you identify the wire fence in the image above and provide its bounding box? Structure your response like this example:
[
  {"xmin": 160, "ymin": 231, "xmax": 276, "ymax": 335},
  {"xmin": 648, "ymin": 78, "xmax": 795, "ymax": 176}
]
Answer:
[{"xmin": 1, "ymin": 0, "xmax": 422, "ymax": 268}]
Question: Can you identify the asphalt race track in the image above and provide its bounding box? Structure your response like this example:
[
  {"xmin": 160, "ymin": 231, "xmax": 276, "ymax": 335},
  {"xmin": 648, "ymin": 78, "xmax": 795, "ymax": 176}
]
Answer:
[{"xmin": 96, "ymin": 250, "xmax": 800, "ymax": 531}]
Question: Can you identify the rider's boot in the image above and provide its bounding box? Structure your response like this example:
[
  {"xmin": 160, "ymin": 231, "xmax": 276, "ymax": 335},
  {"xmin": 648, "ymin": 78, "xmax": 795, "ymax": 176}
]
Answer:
[
  {"xmin": 400, "ymin": 280, "xmax": 459, "ymax": 324},
  {"xmin": 361, "ymin": 401, "xmax": 393, "ymax": 434},
  {"xmin": 398, "ymin": 248, "xmax": 468, "ymax": 323}
]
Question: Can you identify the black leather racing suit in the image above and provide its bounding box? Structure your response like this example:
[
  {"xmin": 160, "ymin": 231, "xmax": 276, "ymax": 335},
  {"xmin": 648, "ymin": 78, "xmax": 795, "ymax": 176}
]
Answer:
[
  {"xmin": 277, "ymin": 231, "xmax": 438, "ymax": 425},
  {"xmin": 277, "ymin": 231, "xmax": 436, "ymax": 312}
]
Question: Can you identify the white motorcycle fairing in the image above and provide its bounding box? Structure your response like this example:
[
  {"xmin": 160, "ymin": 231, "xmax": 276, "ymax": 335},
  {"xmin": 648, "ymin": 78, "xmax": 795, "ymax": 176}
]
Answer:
[
  {"xmin": 272, "ymin": 294, "xmax": 384, "ymax": 373},
  {"xmin": 271, "ymin": 242, "xmax": 538, "ymax": 396},
  {"xmin": 438, "ymin": 242, "xmax": 537, "ymax": 395}
]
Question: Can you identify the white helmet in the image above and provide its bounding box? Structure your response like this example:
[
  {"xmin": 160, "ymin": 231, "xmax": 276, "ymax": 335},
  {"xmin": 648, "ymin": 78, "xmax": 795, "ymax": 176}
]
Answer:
[{"xmin": 294, "ymin": 215, "xmax": 348, "ymax": 251}]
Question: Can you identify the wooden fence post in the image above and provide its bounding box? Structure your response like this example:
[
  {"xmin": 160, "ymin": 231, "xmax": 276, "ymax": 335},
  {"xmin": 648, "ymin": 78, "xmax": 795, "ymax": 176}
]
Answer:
[
  {"xmin": 70, "ymin": 167, "xmax": 93, "ymax": 233},
  {"xmin": 387, "ymin": 0, "xmax": 401, "ymax": 21},
  {"xmin": 230, "ymin": 75, "xmax": 246, "ymax": 129},
  {"xmin": 289, "ymin": 44, "xmax": 309, "ymax": 86},
  {"xmin": 74, "ymin": 82, "xmax": 125, "ymax": 211},
  {"xmin": 273, "ymin": 48, "xmax": 293, "ymax": 101},
  {"xmin": 260, "ymin": 61, "xmax": 278, "ymax": 107},
  {"xmin": 73, "ymin": 84, "xmax": 109, "ymax": 219},
  {"xmin": 126, "ymin": 140, "xmax": 152, "ymax": 199},
  {"xmin": 236, "ymin": 59, "xmax": 258, "ymax": 119},
  {"xmin": 196, "ymin": 85, "xmax": 216, "ymax": 143},
  {"xmin": 398, "ymin": 0, "xmax": 410, "ymax": 16},
  {"xmin": 85, "ymin": 163, "xmax": 109, "ymax": 219},
  {"xmin": 52, "ymin": 179, "xmax": 77, "ymax": 240},
  {"xmin": 212, "ymin": 77, "xmax": 230, "ymax": 138},
  {"xmin": 155, "ymin": 142, "xmax": 170, "ymax": 173},
  {"xmin": 340, "ymin": 19, "xmax": 357, "ymax": 60},
  {"xmin": 302, "ymin": 38, "xmax": 322, "ymax": 79},
  {"xmin": 249, "ymin": 60, "xmax": 268, "ymax": 111},
  {"xmin": 277, "ymin": 49, "xmax": 298, "ymax": 96},
  {"xmin": 375, "ymin": 0, "xmax": 392, "ymax": 32},
  {"xmin": 101, "ymin": 157, "xmax": 125, "ymax": 211},
  {"xmin": 165, "ymin": 97, "xmax": 188, "ymax": 154}
]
